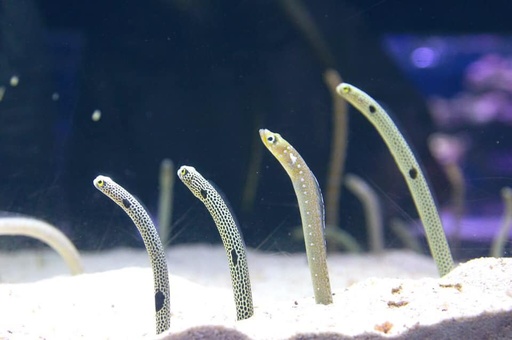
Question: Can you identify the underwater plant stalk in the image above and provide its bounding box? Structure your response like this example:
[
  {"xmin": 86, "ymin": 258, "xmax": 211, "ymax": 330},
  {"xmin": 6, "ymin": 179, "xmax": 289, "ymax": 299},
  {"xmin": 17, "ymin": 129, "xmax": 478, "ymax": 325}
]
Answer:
[
  {"xmin": 336, "ymin": 83, "xmax": 454, "ymax": 276},
  {"xmin": 93, "ymin": 176, "xmax": 170, "ymax": 334},
  {"xmin": 491, "ymin": 187, "xmax": 512, "ymax": 258},
  {"xmin": 158, "ymin": 158, "xmax": 175, "ymax": 248},
  {"xmin": 177, "ymin": 165, "xmax": 254, "ymax": 320},
  {"xmin": 344, "ymin": 173, "xmax": 384, "ymax": 253},
  {"xmin": 259, "ymin": 129, "xmax": 333, "ymax": 304},
  {"xmin": 0, "ymin": 216, "xmax": 83, "ymax": 275}
]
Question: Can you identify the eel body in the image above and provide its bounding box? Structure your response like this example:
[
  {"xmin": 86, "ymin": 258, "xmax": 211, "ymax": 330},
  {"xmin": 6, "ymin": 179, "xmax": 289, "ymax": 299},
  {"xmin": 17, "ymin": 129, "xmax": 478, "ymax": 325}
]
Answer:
[
  {"xmin": 0, "ymin": 216, "xmax": 82, "ymax": 275},
  {"xmin": 93, "ymin": 175, "xmax": 170, "ymax": 334},
  {"xmin": 158, "ymin": 158, "xmax": 175, "ymax": 247},
  {"xmin": 177, "ymin": 165, "xmax": 254, "ymax": 320},
  {"xmin": 259, "ymin": 128, "xmax": 333, "ymax": 304},
  {"xmin": 336, "ymin": 83, "xmax": 454, "ymax": 276}
]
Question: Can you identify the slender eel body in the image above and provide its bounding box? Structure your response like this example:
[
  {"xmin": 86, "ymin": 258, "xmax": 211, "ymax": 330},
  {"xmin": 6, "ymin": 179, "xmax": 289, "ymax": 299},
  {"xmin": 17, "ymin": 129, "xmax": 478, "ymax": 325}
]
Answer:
[
  {"xmin": 0, "ymin": 216, "xmax": 83, "ymax": 275},
  {"xmin": 93, "ymin": 176, "xmax": 170, "ymax": 334},
  {"xmin": 491, "ymin": 187, "xmax": 512, "ymax": 258},
  {"xmin": 259, "ymin": 129, "xmax": 333, "ymax": 304},
  {"xmin": 344, "ymin": 173, "xmax": 384, "ymax": 254},
  {"xmin": 177, "ymin": 166, "xmax": 253, "ymax": 320},
  {"xmin": 336, "ymin": 83, "xmax": 454, "ymax": 276},
  {"xmin": 158, "ymin": 158, "xmax": 175, "ymax": 247}
]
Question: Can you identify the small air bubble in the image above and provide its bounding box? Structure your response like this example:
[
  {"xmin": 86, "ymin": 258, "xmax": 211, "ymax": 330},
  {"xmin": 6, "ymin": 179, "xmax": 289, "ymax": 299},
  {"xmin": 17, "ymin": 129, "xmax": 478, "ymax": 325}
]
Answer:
[
  {"xmin": 52, "ymin": 92, "xmax": 60, "ymax": 101},
  {"xmin": 92, "ymin": 110, "xmax": 102, "ymax": 122},
  {"xmin": 9, "ymin": 75, "xmax": 19, "ymax": 87}
]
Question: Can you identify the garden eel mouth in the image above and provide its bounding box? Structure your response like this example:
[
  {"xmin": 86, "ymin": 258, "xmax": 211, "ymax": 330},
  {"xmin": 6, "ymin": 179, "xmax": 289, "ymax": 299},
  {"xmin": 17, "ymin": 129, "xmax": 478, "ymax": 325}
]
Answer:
[
  {"xmin": 336, "ymin": 83, "xmax": 454, "ymax": 276},
  {"xmin": 177, "ymin": 165, "xmax": 254, "ymax": 321},
  {"xmin": 259, "ymin": 128, "xmax": 333, "ymax": 305},
  {"xmin": 93, "ymin": 175, "xmax": 170, "ymax": 334}
]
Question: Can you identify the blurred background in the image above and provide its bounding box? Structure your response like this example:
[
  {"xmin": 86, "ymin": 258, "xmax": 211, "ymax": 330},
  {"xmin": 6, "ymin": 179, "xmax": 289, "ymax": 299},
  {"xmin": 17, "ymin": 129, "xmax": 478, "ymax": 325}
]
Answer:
[{"xmin": 1, "ymin": 0, "xmax": 511, "ymax": 259}]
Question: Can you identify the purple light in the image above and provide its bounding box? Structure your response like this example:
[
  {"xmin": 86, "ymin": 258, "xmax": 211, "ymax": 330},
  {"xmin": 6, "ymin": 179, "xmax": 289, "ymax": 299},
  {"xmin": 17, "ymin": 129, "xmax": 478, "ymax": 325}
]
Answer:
[
  {"xmin": 413, "ymin": 210, "xmax": 509, "ymax": 241},
  {"xmin": 411, "ymin": 47, "xmax": 437, "ymax": 68}
]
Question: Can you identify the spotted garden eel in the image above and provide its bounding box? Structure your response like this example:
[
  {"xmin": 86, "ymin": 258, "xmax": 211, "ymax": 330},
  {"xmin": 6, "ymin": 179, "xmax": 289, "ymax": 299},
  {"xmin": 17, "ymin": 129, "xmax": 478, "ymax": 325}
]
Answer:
[
  {"xmin": 177, "ymin": 165, "xmax": 253, "ymax": 320},
  {"xmin": 93, "ymin": 175, "xmax": 170, "ymax": 334},
  {"xmin": 336, "ymin": 83, "xmax": 454, "ymax": 276},
  {"xmin": 259, "ymin": 129, "xmax": 333, "ymax": 305},
  {"xmin": 0, "ymin": 215, "xmax": 82, "ymax": 275}
]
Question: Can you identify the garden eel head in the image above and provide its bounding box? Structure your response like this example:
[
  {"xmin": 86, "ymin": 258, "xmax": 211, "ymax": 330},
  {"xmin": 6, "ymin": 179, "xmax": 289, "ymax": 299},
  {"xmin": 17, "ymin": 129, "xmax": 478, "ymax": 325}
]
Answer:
[
  {"xmin": 93, "ymin": 176, "xmax": 120, "ymax": 200},
  {"xmin": 337, "ymin": 83, "xmax": 367, "ymax": 108},
  {"xmin": 338, "ymin": 83, "xmax": 352, "ymax": 95},
  {"xmin": 259, "ymin": 128, "xmax": 297, "ymax": 169},
  {"xmin": 177, "ymin": 166, "xmax": 208, "ymax": 200}
]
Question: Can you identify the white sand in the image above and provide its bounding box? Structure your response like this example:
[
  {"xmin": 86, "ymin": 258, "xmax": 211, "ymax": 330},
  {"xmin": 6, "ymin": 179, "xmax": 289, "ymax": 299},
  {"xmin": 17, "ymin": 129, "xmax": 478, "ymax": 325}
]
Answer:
[{"xmin": 0, "ymin": 244, "xmax": 511, "ymax": 339}]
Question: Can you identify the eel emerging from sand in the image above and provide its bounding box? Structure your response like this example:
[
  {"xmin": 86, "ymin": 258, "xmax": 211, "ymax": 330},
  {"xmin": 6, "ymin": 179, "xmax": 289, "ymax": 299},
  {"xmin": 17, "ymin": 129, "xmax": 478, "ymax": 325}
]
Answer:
[
  {"xmin": 336, "ymin": 83, "xmax": 454, "ymax": 276},
  {"xmin": 259, "ymin": 129, "xmax": 333, "ymax": 305},
  {"xmin": 0, "ymin": 215, "xmax": 83, "ymax": 275},
  {"xmin": 177, "ymin": 165, "xmax": 254, "ymax": 320},
  {"xmin": 93, "ymin": 175, "xmax": 170, "ymax": 334}
]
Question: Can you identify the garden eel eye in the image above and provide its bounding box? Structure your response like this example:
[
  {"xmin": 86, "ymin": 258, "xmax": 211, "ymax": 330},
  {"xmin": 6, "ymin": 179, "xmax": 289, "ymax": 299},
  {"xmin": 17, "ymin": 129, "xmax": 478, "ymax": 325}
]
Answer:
[
  {"xmin": 97, "ymin": 179, "xmax": 105, "ymax": 187},
  {"xmin": 267, "ymin": 135, "xmax": 276, "ymax": 144},
  {"xmin": 180, "ymin": 168, "xmax": 188, "ymax": 176}
]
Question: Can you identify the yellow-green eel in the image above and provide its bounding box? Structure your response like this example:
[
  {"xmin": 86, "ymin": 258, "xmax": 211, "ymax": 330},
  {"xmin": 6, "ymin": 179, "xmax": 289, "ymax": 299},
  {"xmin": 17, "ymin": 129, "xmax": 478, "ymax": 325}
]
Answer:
[
  {"xmin": 93, "ymin": 175, "xmax": 170, "ymax": 334},
  {"xmin": 177, "ymin": 165, "xmax": 254, "ymax": 320},
  {"xmin": 259, "ymin": 129, "xmax": 333, "ymax": 305},
  {"xmin": 336, "ymin": 82, "xmax": 454, "ymax": 276},
  {"xmin": 0, "ymin": 215, "xmax": 83, "ymax": 275}
]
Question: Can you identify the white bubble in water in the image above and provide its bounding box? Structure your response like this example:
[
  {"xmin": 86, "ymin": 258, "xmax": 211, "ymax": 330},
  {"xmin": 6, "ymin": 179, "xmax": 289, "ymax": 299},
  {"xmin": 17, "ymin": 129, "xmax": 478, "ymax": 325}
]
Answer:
[
  {"xmin": 9, "ymin": 75, "xmax": 19, "ymax": 87},
  {"xmin": 92, "ymin": 109, "xmax": 102, "ymax": 122},
  {"xmin": 52, "ymin": 92, "xmax": 60, "ymax": 101}
]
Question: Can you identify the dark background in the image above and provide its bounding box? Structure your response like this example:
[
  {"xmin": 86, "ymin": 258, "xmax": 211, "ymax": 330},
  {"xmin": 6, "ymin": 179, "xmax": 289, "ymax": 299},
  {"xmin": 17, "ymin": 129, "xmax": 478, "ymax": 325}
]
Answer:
[{"xmin": 1, "ymin": 0, "xmax": 511, "ymax": 252}]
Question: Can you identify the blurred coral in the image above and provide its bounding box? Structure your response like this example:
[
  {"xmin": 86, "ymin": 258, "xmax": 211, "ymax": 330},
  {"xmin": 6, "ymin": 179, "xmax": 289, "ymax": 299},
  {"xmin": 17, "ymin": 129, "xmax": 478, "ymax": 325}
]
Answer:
[{"xmin": 428, "ymin": 54, "xmax": 512, "ymax": 127}]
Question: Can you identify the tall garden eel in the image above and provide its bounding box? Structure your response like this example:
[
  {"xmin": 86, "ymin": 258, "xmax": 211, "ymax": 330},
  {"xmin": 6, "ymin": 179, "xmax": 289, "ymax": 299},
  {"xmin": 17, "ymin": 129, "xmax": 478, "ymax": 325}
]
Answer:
[
  {"xmin": 259, "ymin": 129, "xmax": 333, "ymax": 305},
  {"xmin": 336, "ymin": 83, "xmax": 454, "ymax": 276},
  {"xmin": 177, "ymin": 165, "xmax": 254, "ymax": 321},
  {"xmin": 93, "ymin": 175, "xmax": 170, "ymax": 334}
]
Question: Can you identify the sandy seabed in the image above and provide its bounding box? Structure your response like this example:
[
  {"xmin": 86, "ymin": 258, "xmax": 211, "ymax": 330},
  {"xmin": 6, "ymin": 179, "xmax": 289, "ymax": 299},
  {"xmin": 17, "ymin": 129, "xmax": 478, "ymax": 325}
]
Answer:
[{"xmin": 0, "ymin": 244, "xmax": 511, "ymax": 339}]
